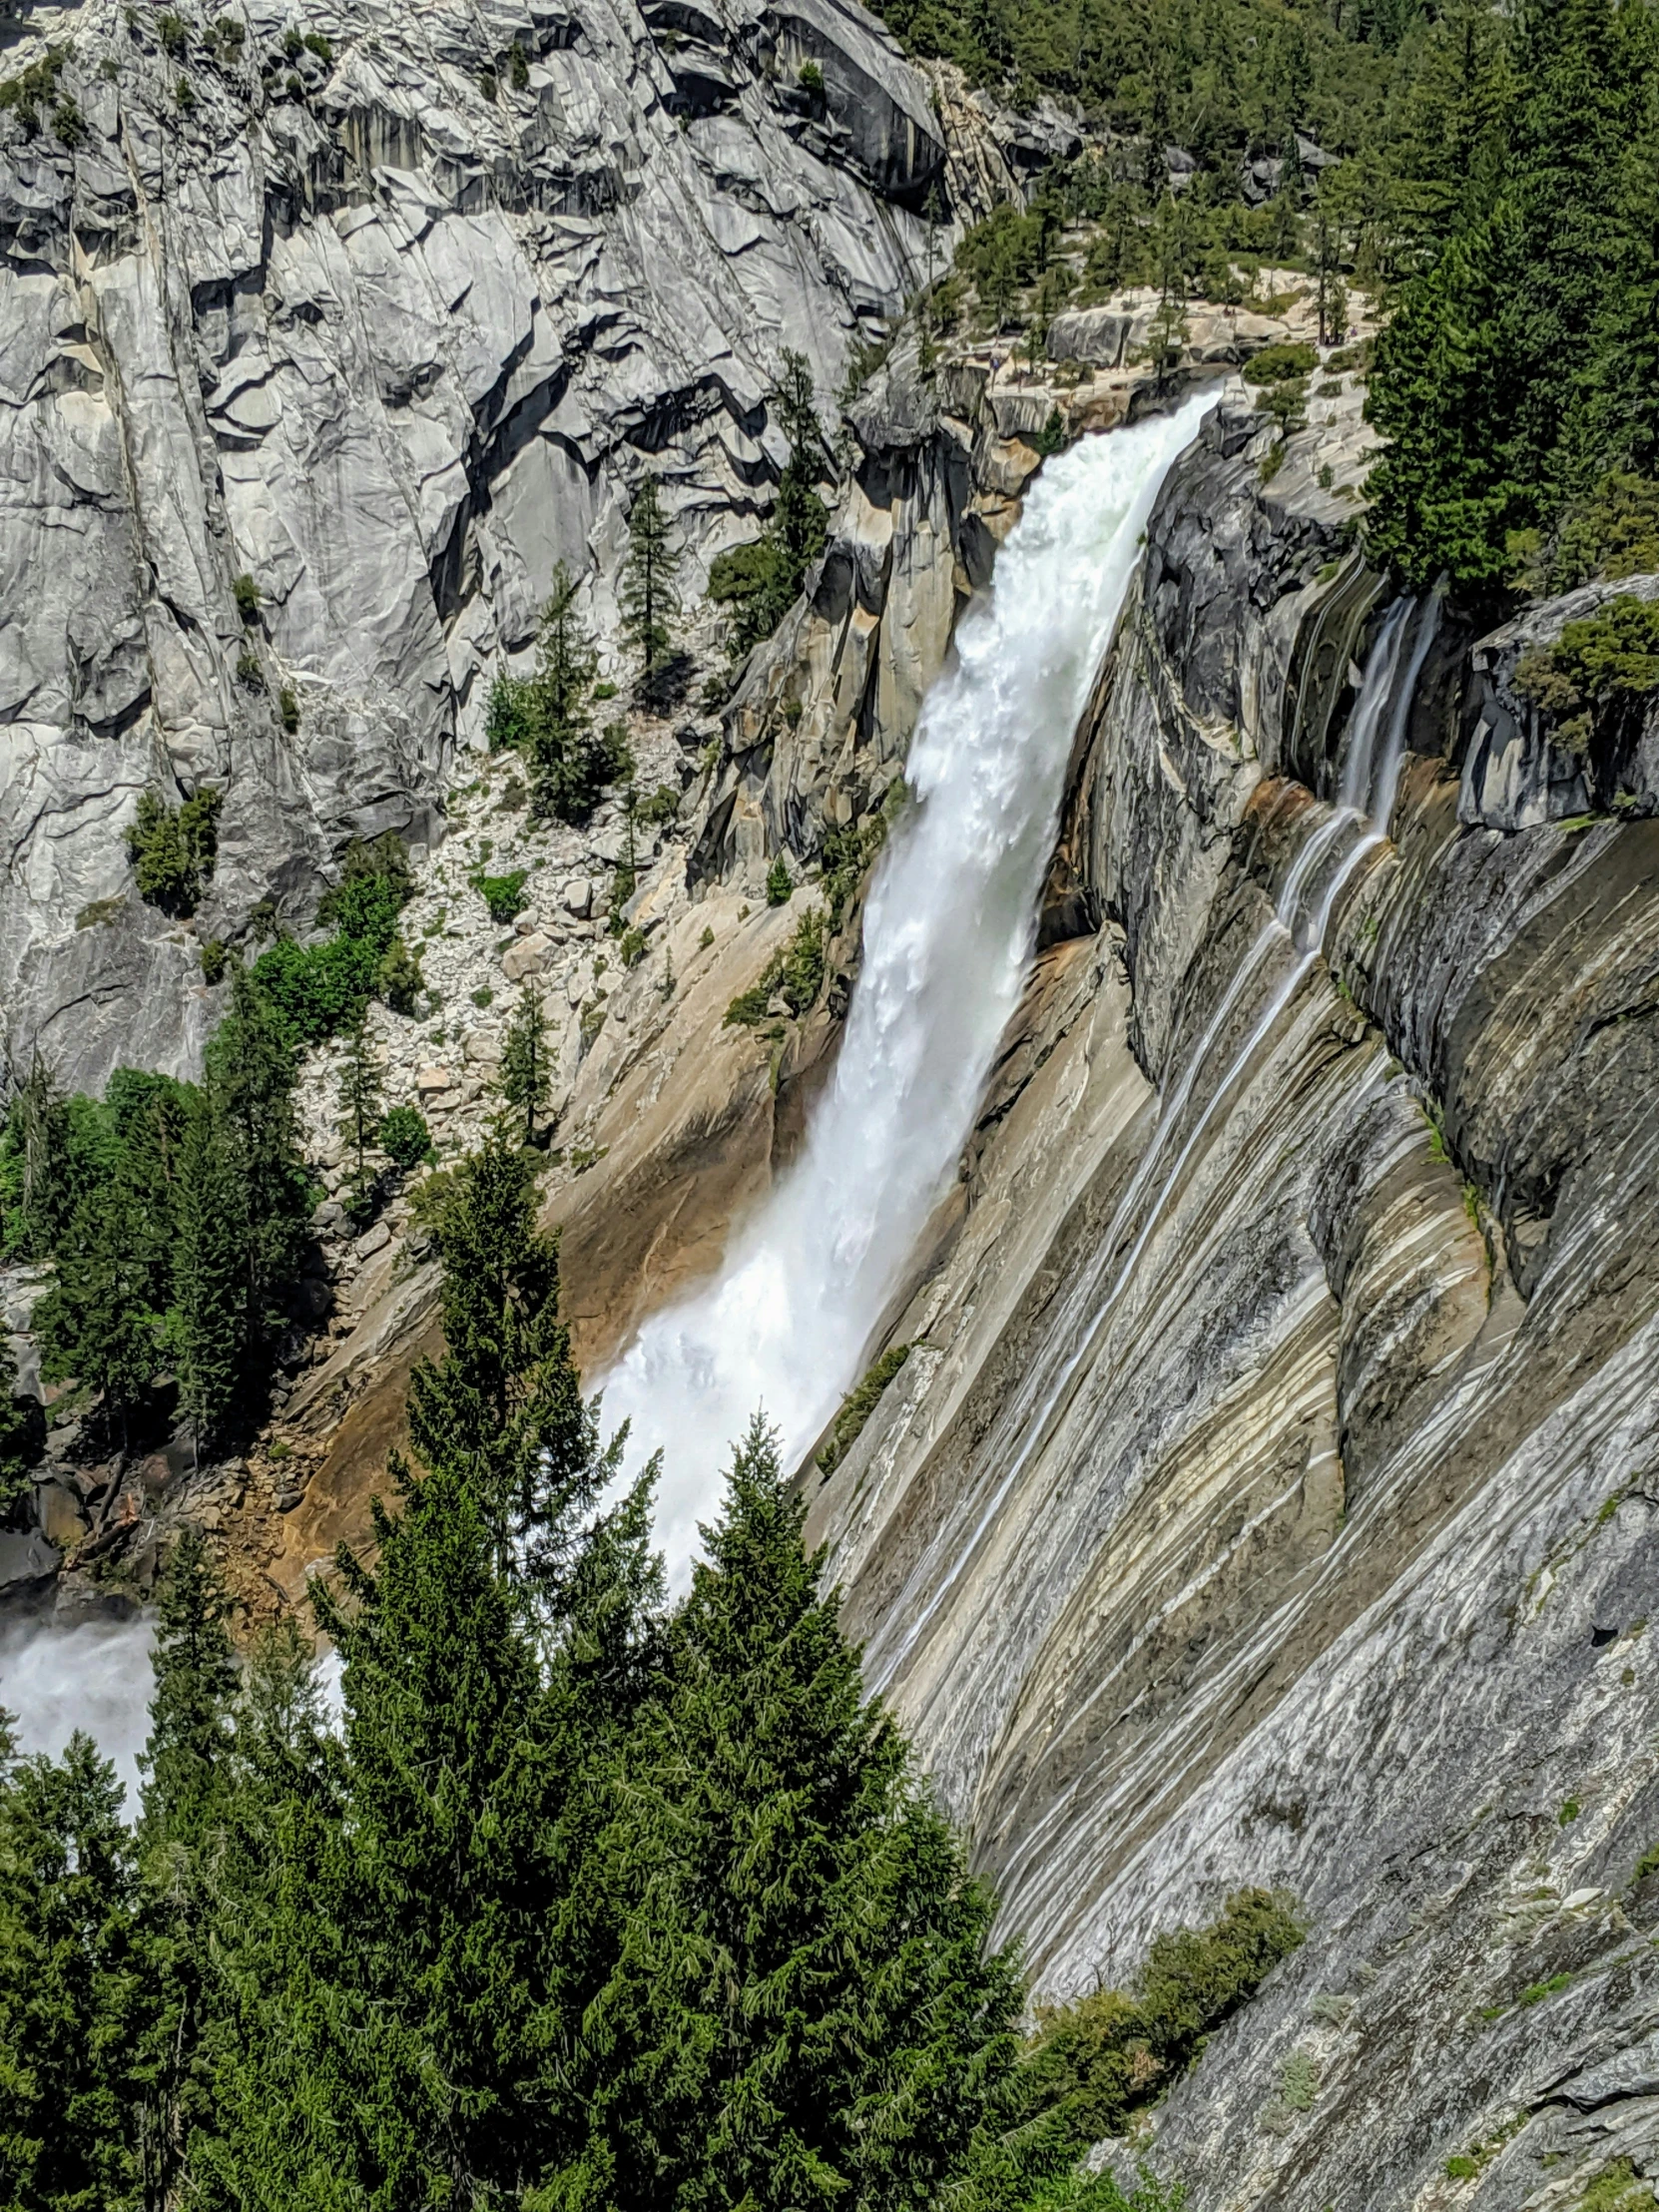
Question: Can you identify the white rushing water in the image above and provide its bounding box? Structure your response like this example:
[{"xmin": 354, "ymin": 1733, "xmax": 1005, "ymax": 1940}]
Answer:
[
  {"xmin": 864, "ymin": 590, "xmax": 1441, "ymax": 1695},
  {"xmin": 0, "ymin": 1615, "xmax": 155, "ymax": 1809},
  {"xmin": 602, "ymin": 395, "xmax": 1215, "ymax": 1579},
  {"xmin": 0, "ymin": 399, "xmax": 1209, "ymax": 1769}
]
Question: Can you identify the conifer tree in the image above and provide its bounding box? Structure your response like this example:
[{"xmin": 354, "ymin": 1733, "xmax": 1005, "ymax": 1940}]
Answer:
[
  {"xmin": 173, "ymin": 969, "xmax": 308, "ymax": 1446},
  {"xmin": 133, "ymin": 1529, "xmax": 241, "ymax": 2209},
  {"xmin": 707, "ymin": 351, "xmax": 830, "ymax": 657},
  {"xmin": 0, "ymin": 1337, "xmax": 44, "ymax": 1523},
  {"xmin": 619, "ymin": 471, "xmax": 680, "ymax": 683},
  {"xmin": 209, "ymin": 963, "xmax": 309, "ymax": 1342},
  {"xmin": 498, "ymin": 982, "xmax": 552, "ymax": 1145},
  {"xmin": 336, "ymin": 1002, "xmax": 383, "ymax": 1223},
  {"xmin": 40, "ymin": 1195, "xmax": 160, "ymax": 1447},
  {"xmin": 487, "ymin": 562, "xmax": 615, "ymax": 824},
  {"xmin": 173, "ymin": 1092, "xmax": 246, "ymax": 1451},
  {"xmin": 561, "ymin": 1415, "xmax": 1021, "ymax": 2210},
  {"xmin": 768, "ymin": 347, "xmax": 830, "ymax": 588},
  {"xmin": 141, "ymin": 1527, "xmax": 239, "ymax": 1843},
  {"xmin": 0, "ymin": 1722, "xmax": 140, "ymax": 2210},
  {"xmin": 203, "ymin": 1161, "xmax": 631, "ymax": 2207},
  {"xmin": 406, "ymin": 1128, "xmax": 596, "ymax": 1582},
  {"xmin": 1367, "ymin": 0, "xmax": 1647, "ymax": 588}
]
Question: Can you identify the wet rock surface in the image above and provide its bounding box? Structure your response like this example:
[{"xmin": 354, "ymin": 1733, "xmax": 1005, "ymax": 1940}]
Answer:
[{"xmin": 805, "ymin": 388, "xmax": 1659, "ymax": 2206}]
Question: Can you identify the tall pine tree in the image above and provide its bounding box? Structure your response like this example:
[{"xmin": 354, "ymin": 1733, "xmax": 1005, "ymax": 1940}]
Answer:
[
  {"xmin": 619, "ymin": 472, "xmax": 680, "ymax": 683},
  {"xmin": 0, "ymin": 1719, "xmax": 140, "ymax": 2211},
  {"xmin": 406, "ymin": 1129, "xmax": 596, "ymax": 1584},
  {"xmin": 559, "ymin": 1416, "xmax": 1021, "ymax": 2211},
  {"xmin": 133, "ymin": 1528, "xmax": 241, "ymax": 2210}
]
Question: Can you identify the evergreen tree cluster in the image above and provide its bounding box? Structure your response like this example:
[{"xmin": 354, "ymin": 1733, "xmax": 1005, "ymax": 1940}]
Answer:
[
  {"xmin": 251, "ymin": 831, "xmax": 424, "ymax": 1043},
  {"xmin": 876, "ymin": 0, "xmax": 1403, "ymax": 174},
  {"xmin": 0, "ymin": 1125, "xmax": 1303, "ymax": 2210},
  {"xmin": 486, "ymin": 562, "xmax": 630, "ymax": 825},
  {"xmin": 1364, "ymin": 0, "xmax": 1659, "ymax": 596},
  {"xmin": 124, "ymin": 789, "xmax": 223, "ymax": 920},
  {"xmin": 0, "ymin": 967, "xmax": 311, "ymax": 1460},
  {"xmin": 708, "ymin": 350, "xmax": 830, "ymax": 660}
]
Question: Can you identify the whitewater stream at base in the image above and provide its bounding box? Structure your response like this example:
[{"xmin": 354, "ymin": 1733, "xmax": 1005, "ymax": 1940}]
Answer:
[{"xmin": 602, "ymin": 395, "xmax": 1215, "ymax": 1581}]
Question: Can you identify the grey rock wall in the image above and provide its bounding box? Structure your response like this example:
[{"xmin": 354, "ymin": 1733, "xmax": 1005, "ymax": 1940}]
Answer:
[
  {"xmin": 808, "ymin": 386, "xmax": 1659, "ymax": 2207},
  {"xmin": 0, "ymin": 0, "xmax": 944, "ymax": 1091}
]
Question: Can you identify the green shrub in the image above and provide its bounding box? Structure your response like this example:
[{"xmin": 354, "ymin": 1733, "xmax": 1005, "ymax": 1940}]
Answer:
[
  {"xmin": 1325, "ymin": 339, "xmax": 1373, "ymax": 374},
  {"xmin": 1516, "ymin": 1971, "xmax": 1573, "ymax": 2007},
  {"xmin": 278, "ymin": 685, "xmax": 299, "ymax": 734},
  {"xmin": 507, "ymin": 39, "xmax": 529, "ymax": 86},
  {"xmin": 766, "ymin": 854, "xmax": 793, "ymax": 906},
  {"xmin": 723, "ymin": 963, "xmax": 780, "ymax": 1028},
  {"xmin": 1243, "ymin": 341, "xmax": 1318, "ymax": 385},
  {"xmin": 799, "ymin": 57, "xmax": 825, "ymax": 93},
  {"xmin": 779, "ymin": 904, "xmax": 827, "ymax": 1012},
  {"xmin": 1260, "ymin": 376, "xmax": 1310, "ymax": 435},
  {"xmin": 637, "ymin": 783, "xmax": 680, "ymax": 827},
  {"xmin": 1278, "ymin": 2049, "xmax": 1319, "ymax": 2111},
  {"xmin": 378, "ymin": 1106, "xmax": 433, "ymax": 1170},
  {"xmin": 301, "ymin": 29, "xmax": 331, "ymax": 59},
  {"xmin": 817, "ymin": 1344, "xmax": 909, "ymax": 1475},
  {"xmin": 1032, "ymin": 406, "xmax": 1068, "ymax": 457},
  {"xmin": 254, "ymin": 833, "xmax": 417, "ymax": 1041},
  {"xmin": 253, "ymin": 933, "xmax": 377, "ymax": 1043},
  {"xmin": 723, "ymin": 905, "xmax": 829, "ymax": 1026},
  {"xmin": 318, "ymin": 831, "xmax": 413, "ymax": 935},
  {"xmin": 954, "ymin": 1890, "xmax": 1304, "ymax": 2212},
  {"xmin": 1513, "ymin": 593, "xmax": 1659, "ymax": 758},
  {"xmin": 820, "ymin": 813, "xmax": 888, "ymax": 927},
  {"xmin": 233, "ymin": 572, "xmax": 260, "ymax": 623},
  {"xmin": 0, "ymin": 46, "xmax": 71, "ymax": 133},
  {"xmin": 476, "ymin": 869, "xmax": 529, "ymax": 923},
  {"xmin": 126, "ymin": 786, "xmax": 222, "ymax": 917},
  {"xmin": 281, "ymin": 26, "xmax": 302, "ymax": 54},
  {"xmin": 619, "ymin": 926, "xmax": 647, "ymax": 968},
  {"xmin": 471, "ymin": 986, "xmax": 494, "ymax": 1008},
  {"xmin": 1574, "ymin": 2159, "xmax": 1652, "ymax": 2212},
  {"xmin": 1633, "ymin": 1841, "xmax": 1659, "ymax": 1882},
  {"xmin": 158, "ymin": 10, "xmax": 189, "ymax": 52},
  {"xmin": 236, "ymin": 648, "xmax": 263, "ymax": 688},
  {"xmin": 376, "ymin": 935, "xmax": 424, "ymax": 1014},
  {"xmin": 200, "ymin": 939, "xmax": 229, "ymax": 985},
  {"xmin": 175, "ymin": 72, "xmax": 196, "ymax": 108}
]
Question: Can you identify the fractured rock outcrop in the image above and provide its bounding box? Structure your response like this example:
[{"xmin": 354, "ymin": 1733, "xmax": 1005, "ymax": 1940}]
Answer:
[{"xmin": 0, "ymin": 0, "xmax": 944, "ymax": 1090}]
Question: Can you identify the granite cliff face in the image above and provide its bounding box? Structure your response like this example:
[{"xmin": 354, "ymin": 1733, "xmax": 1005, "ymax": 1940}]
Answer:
[
  {"xmin": 0, "ymin": 0, "xmax": 962, "ymax": 1091},
  {"xmin": 803, "ymin": 393, "xmax": 1659, "ymax": 2205},
  {"xmin": 7, "ymin": 50, "xmax": 1659, "ymax": 2193}
]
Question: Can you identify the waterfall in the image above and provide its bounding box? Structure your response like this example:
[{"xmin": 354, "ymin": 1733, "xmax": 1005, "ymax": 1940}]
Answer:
[
  {"xmin": 865, "ymin": 589, "xmax": 1441, "ymax": 1696},
  {"xmin": 601, "ymin": 395, "xmax": 1216, "ymax": 1579},
  {"xmin": 0, "ymin": 1615, "xmax": 155, "ymax": 1810}
]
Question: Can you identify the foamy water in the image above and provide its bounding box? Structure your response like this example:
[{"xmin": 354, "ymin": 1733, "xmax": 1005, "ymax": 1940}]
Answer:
[{"xmin": 601, "ymin": 397, "xmax": 1216, "ymax": 1579}]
